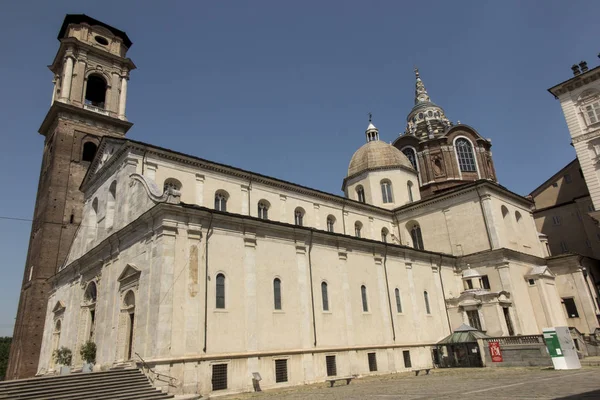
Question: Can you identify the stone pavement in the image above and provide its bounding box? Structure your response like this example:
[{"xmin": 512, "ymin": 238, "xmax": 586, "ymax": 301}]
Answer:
[{"xmin": 219, "ymin": 367, "xmax": 600, "ymax": 399}]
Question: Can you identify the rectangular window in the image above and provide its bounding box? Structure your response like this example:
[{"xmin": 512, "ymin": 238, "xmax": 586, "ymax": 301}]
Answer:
[
  {"xmin": 585, "ymin": 101, "xmax": 600, "ymax": 124},
  {"xmin": 552, "ymin": 216, "xmax": 561, "ymax": 226},
  {"xmin": 562, "ymin": 298, "xmax": 579, "ymax": 318},
  {"xmin": 467, "ymin": 310, "xmax": 482, "ymax": 331},
  {"xmin": 481, "ymin": 275, "xmax": 491, "ymax": 290},
  {"xmin": 275, "ymin": 359, "xmax": 288, "ymax": 383},
  {"xmin": 561, "ymin": 241, "xmax": 568, "ymax": 253},
  {"xmin": 465, "ymin": 279, "xmax": 473, "ymax": 290},
  {"xmin": 552, "ymin": 182, "xmax": 558, "ymax": 188},
  {"xmin": 368, "ymin": 352, "xmax": 377, "ymax": 372},
  {"xmin": 564, "ymin": 174, "xmax": 572, "ymax": 183},
  {"xmin": 403, "ymin": 350, "xmax": 412, "ymax": 368},
  {"xmin": 326, "ymin": 355, "xmax": 337, "ymax": 377},
  {"xmin": 503, "ymin": 307, "xmax": 515, "ymax": 336},
  {"xmin": 211, "ymin": 364, "xmax": 228, "ymax": 391},
  {"xmin": 528, "ymin": 278, "xmax": 535, "ymax": 286}
]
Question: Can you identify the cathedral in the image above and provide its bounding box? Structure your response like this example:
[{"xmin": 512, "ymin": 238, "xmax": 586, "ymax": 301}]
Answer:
[{"xmin": 7, "ymin": 15, "xmax": 600, "ymax": 396}]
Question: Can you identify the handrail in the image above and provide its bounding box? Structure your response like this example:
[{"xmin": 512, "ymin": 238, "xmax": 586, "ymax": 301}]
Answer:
[{"xmin": 135, "ymin": 352, "xmax": 179, "ymax": 387}]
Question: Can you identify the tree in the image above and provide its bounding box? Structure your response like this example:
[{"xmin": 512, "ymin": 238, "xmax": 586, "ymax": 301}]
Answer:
[{"xmin": 0, "ymin": 337, "xmax": 11, "ymax": 381}]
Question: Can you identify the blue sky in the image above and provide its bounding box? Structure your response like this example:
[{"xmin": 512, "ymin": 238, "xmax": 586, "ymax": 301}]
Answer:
[{"xmin": 0, "ymin": 0, "xmax": 598, "ymax": 336}]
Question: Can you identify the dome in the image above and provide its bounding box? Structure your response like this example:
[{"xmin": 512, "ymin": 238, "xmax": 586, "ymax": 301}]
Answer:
[
  {"xmin": 348, "ymin": 140, "xmax": 415, "ymax": 177},
  {"xmin": 462, "ymin": 268, "xmax": 482, "ymax": 279}
]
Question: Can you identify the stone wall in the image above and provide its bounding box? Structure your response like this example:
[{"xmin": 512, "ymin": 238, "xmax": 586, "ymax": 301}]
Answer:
[{"xmin": 481, "ymin": 336, "xmax": 552, "ymax": 368}]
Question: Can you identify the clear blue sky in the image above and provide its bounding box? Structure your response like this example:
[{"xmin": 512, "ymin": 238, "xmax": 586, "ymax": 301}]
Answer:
[{"xmin": 0, "ymin": 0, "xmax": 598, "ymax": 336}]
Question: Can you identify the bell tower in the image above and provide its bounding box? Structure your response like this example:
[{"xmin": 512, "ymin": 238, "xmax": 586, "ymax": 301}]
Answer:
[{"xmin": 7, "ymin": 15, "xmax": 135, "ymax": 379}]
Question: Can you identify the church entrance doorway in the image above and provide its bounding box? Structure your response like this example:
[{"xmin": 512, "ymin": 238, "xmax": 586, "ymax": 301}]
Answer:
[{"xmin": 120, "ymin": 290, "xmax": 136, "ymax": 361}]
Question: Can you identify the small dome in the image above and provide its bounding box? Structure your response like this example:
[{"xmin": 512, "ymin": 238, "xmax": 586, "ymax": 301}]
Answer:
[
  {"xmin": 348, "ymin": 141, "xmax": 415, "ymax": 177},
  {"xmin": 462, "ymin": 268, "xmax": 481, "ymax": 279}
]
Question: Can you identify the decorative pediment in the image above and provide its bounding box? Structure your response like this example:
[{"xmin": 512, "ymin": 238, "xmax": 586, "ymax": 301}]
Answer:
[
  {"xmin": 526, "ymin": 266, "xmax": 554, "ymax": 279},
  {"xmin": 118, "ymin": 264, "xmax": 141, "ymax": 283},
  {"xmin": 52, "ymin": 301, "xmax": 66, "ymax": 314}
]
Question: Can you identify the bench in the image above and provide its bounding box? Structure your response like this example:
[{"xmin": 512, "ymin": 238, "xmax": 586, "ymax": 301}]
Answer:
[
  {"xmin": 326, "ymin": 375, "xmax": 357, "ymax": 387},
  {"xmin": 414, "ymin": 368, "xmax": 431, "ymax": 376}
]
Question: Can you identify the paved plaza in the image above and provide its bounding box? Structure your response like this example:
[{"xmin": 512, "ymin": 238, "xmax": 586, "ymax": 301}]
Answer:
[{"xmin": 220, "ymin": 367, "xmax": 600, "ymax": 400}]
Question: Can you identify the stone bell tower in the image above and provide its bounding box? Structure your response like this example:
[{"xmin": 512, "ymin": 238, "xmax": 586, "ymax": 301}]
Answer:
[{"xmin": 7, "ymin": 15, "xmax": 135, "ymax": 379}]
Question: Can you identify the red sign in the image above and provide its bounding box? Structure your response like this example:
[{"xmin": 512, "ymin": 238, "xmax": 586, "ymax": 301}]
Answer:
[{"xmin": 488, "ymin": 341, "xmax": 503, "ymax": 362}]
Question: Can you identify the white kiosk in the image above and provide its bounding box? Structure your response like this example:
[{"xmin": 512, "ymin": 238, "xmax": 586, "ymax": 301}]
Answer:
[{"xmin": 543, "ymin": 326, "xmax": 581, "ymax": 370}]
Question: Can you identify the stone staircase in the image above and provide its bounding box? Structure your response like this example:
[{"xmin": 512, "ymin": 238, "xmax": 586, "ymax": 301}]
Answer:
[{"xmin": 0, "ymin": 368, "xmax": 174, "ymax": 400}]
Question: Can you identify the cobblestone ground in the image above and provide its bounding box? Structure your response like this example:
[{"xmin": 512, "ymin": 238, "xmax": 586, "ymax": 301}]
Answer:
[{"xmin": 219, "ymin": 367, "xmax": 600, "ymax": 399}]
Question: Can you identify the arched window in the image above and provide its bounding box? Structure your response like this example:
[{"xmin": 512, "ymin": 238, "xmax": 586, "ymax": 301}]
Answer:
[
  {"xmin": 258, "ymin": 201, "xmax": 269, "ymax": 220},
  {"xmin": 424, "ymin": 291, "xmax": 431, "ymax": 314},
  {"xmin": 455, "ymin": 138, "xmax": 477, "ymax": 172},
  {"xmin": 294, "ymin": 208, "xmax": 305, "ymax": 226},
  {"xmin": 515, "ymin": 211, "xmax": 522, "ymax": 224},
  {"xmin": 410, "ymin": 223, "xmax": 424, "ymax": 250},
  {"xmin": 106, "ymin": 181, "xmax": 116, "ymax": 230},
  {"xmin": 395, "ymin": 288, "xmax": 402, "ymax": 313},
  {"xmin": 326, "ymin": 216, "xmax": 335, "ymax": 233},
  {"xmin": 163, "ymin": 178, "xmax": 182, "ymax": 193},
  {"xmin": 84, "ymin": 282, "xmax": 97, "ymax": 304},
  {"xmin": 214, "ymin": 191, "xmax": 228, "ymax": 212},
  {"xmin": 85, "ymin": 74, "xmax": 107, "ymax": 108},
  {"xmin": 216, "ymin": 274, "xmax": 225, "ymax": 309},
  {"xmin": 356, "ymin": 186, "xmax": 366, "ymax": 203},
  {"xmin": 501, "ymin": 205, "xmax": 509, "ymax": 219},
  {"xmin": 402, "ymin": 147, "xmax": 418, "ymax": 170},
  {"xmin": 381, "ymin": 228, "xmax": 389, "ymax": 243},
  {"xmin": 361, "ymin": 285, "xmax": 369, "ymax": 312},
  {"xmin": 273, "ymin": 278, "xmax": 282, "ymax": 310},
  {"xmin": 88, "ymin": 197, "xmax": 99, "ymax": 245},
  {"xmin": 407, "ymin": 181, "xmax": 414, "ymax": 203},
  {"xmin": 381, "ymin": 180, "xmax": 393, "ymax": 203},
  {"xmin": 355, "ymin": 222, "xmax": 362, "ymax": 238},
  {"xmin": 82, "ymin": 142, "xmax": 97, "ymax": 162},
  {"xmin": 321, "ymin": 282, "xmax": 329, "ymax": 311}
]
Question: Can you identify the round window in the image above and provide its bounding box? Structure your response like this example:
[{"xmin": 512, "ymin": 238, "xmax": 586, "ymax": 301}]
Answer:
[
  {"xmin": 428, "ymin": 110, "xmax": 433, "ymax": 117},
  {"xmin": 94, "ymin": 36, "xmax": 109, "ymax": 46},
  {"xmin": 418, "ymin": 113, "xmax": 424, "ymax": 119}
]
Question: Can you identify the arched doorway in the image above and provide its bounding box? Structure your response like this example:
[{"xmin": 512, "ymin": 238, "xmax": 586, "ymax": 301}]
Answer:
[{"xmin": 121, "ymin": 290, "xmax": 136, "ymax": 360}]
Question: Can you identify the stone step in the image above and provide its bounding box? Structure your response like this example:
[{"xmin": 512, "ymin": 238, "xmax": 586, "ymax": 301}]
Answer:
[
  {"xmin": 0, "ymin": 375, "xmax": 150, "ymax": 397},
  {"xmin": 0, "ymin": 385, "xmax": 172, "ymax": 400},
  {"xmin": 0, "ymin": 368, "xmax": 140, "ymax": 388}
]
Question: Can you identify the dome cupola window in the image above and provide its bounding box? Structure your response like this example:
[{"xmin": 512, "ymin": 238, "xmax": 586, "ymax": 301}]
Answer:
[{"xmin": 455, "ymin": 138, "xmax": 477, "ymax": 172}]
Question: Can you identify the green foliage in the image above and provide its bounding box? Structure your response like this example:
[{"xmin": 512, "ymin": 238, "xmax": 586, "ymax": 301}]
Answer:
[
  {"xmin": 79, "ymin": 341, "xmax": 96, "ymax": 364},
  {"xmin": 0, "ymin": 337, "xmax": 11, "ymax": 380},
  {"xmin": 53, "ymin": 346, "xmax": 72, "ymax": 366}
]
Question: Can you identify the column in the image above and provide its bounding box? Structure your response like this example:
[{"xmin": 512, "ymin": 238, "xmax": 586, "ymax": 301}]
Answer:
[
  {"xmin": 496, "ymin": 264, "xmax": 525, "ymax": 334},
  {"xmin": 479, "ymin": 193, "xmax": 500, "ymax": 249},
  {"xmin": 244, "ymin": 232, "xmax": 259, "ymax": 387},
  {"xmin": 51, "ymin": 77, "xmax": 57, "ymax": 105},
  {"xmin": 241, "ymin": 185, "xmax": 250, "ymax": 215},
  {"xmin": 313, "ymin": 203, "xmax": 320, "ymax": 229},
  {"xmin": 340, "ymin": 249, "xmax": 358, "ymax": 373},
  {"xmin": 295, "ymin": 243, "xmax": 314, "ymax": 382},
  {"xmin": 60, "ymin": 56, "xmax": 74, "ymax": 102},
  {"xmin": 118, "ymin": 75, "xmax": 128, "ymax": 120},
  {"xmin": 280, "ymin": 195, "xmax": 287, "ymax": 222},
  {"xmin": 406, "ymin": 263, "xmax": 421, "ymax": 341},
  {"xmin": 375, "ymin": 256, "xmax": 393, "ymax": 342},
  {"xmin": 195, "ymin": 174, "xmax": 205, "ymax": 206}
]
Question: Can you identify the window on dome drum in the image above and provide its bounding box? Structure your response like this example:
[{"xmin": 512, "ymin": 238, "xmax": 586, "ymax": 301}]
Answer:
[
  {"xmin": 585, "ymin": 101, "xmax": 600, "ymax": 124},
  {"xmin": 85, "ymin": 74, "xmax": 107, "ymax": 108},
  {"xmin": 424, "ymin": 291, "xmax": 431, "ymax": 314},
  {"xmin": 402, "ymin": 148, "xmax": 418, "ymax": 170},
  {"xmin": 355, "ymin": 222, "xmax": 362, "ymax": 238},
  {"xmin": 163, "ymin": 178, "xmax": 181, "ymax": 193},
  {"xmin": 273, "ymin": 278, "xmax": 282, "ymax": 310},
  {"xmin": 356, "ymin": 186, "xmax": 366, "ymax": 203},
  {"xmin": 216, "ymin": 274, "xmax": 225, "ymax": 309},
  {"xmin": 410, "ymin": 224, "xmax": 424, "ymax": 250},
  {"xmin": 395, "ymin": 288, "xmax": 402, "ymax": 313},
  {"xmin": 368, "ymin": 352, "xmax": 377, "ymax": 372},
  {"xmin": 562, "ymin": 298, "xmax": 579, "ymax": 318},
  {"xmin": 381, "ymin": 228, "xmax": 389, "ymax": 243},
  {"xmin": 82, "ymin": 142, "xmax": 97, "ymax": 162},
  {"xmin": 455, "ymin": 138, "xmax": 477, "ymax": 172},
  {"xmin": 258, "ymin": 201, "xmax": 269, "ymax": 220},
  {"xmin": 407, "ymin": 181, "xmax": 414, "ymax": 203},
  {"xmin": 211, "ymin": 364, "xmax": 228, "ymax": 391},
  {"xmin": 361, "ymin": 285, "xmax": 368, "ymax": 312},
  {"xmin": 381, "ymin": 180, "xmax": 393, "ymax": 203},
  {"xmin": 275, "ymin": 359, "xmax": 288, "ymax": 383},
  {"xmin": 326, "ymin": 216, "xmax": 335, "ymax": 233},
  {"xmin": 294, "ymin": 208, "xmax": 304, "ymax": 226},
  {"xmin": 214, "ymin": 192, "xmax": 228, "ymax": 212},
  {"xmin": 467, "ymin": 310, "xmax": 482, "ymax": 331},
  {"xmin": 321, "ymin": 282, "xmax": 329, "ymax": 311}
]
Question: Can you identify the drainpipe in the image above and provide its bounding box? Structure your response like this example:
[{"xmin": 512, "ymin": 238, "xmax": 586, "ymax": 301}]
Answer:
[
  {"xmin": 308, "ymin": 230, "xmax": 317, "ymax": 346},
  {"xmin": 202, "ymin": 212, "xmax": 214, "ymax": 353},
  {"xmin": 475, "ymin": 187, "xmax": 493, "ymax": 250},
  {"xmin": 439, "ymin": 254, "xmax": 453, "ymax": 334},
  {"xmin": 382, "ymin": 244, "xmax": 396, "ymax": 341}
]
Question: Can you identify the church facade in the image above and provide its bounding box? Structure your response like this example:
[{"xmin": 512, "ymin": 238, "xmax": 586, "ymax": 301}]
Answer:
[{"xmin": 10, "ymin": 15, "xmax": 600, "ymax": 396}]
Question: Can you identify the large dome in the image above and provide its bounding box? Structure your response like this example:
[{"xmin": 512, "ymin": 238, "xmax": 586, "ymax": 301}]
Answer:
[{"xmin": 348, "ymin": 140, "xmax": 415, "ymax": 177}]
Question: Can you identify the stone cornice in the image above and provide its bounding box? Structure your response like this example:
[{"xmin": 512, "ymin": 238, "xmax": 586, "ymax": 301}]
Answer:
[{"xmin": 548, "ymin": 66, "xmax": 600, "ymax": 98}]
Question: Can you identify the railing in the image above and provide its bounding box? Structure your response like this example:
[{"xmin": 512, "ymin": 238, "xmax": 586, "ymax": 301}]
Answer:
[
  {"xmin": 135, "ymin": 352, "xmax": 179, "ymax": 387},
  {"xmin": 485, "ymin": 335, "xmax": 544, "ymax": 346},
  {"xmin": 83, "ymin": 104, "xmax": 110, "ymax": 116}
]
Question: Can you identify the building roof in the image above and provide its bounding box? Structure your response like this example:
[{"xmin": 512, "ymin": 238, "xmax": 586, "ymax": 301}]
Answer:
[
  {"xmin": 58, "ymin": 14, "xmax": 133, "ymax": 48},
  {"xmin": 437, "ymin": 324, "xmax": 490, "ymax": 344},
  {"xmin": 347, "ymin": 140, "xmax": 415, "ymax": 177},
  {"xmin": 548, "ymin": 65, "xmax": 600, "ymax": 98},
  {"xmin": 529, "ymin": 158, "xmax": 579, "ymax": 198}
]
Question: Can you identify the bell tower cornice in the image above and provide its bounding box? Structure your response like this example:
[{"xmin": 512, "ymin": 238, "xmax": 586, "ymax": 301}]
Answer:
[{"xmin": 48, "ymin": 38, "xmax": 136, "ymax": 75}]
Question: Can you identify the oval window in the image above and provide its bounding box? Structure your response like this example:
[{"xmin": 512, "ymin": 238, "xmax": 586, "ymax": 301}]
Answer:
[
  {"xmin": 418, "ymin": 113, "xmax": 424, "ymax": 119},
  {"xmin": 95, "ymin": 36, "xmax": 109, "ymax": 46}
]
